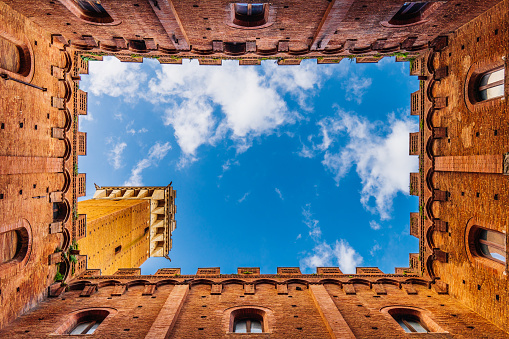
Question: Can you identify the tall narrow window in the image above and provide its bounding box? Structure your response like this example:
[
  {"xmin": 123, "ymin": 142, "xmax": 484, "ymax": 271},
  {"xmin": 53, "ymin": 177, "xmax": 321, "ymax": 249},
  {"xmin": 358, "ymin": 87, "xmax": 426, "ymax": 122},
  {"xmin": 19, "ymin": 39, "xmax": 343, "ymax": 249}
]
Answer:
[
  {"xmin": 395, "ymin": 314, "xmax": 429, "ymax": 333},
  {"xmin": 388, "ymin": 2, "xmax": 431, "ymax": 25},
  {"xmin": 477, "ymin": 67, "xmax": 505, "ymax": 101},
  {"xmin": 476, "ymin": 229, "xmax": 506, "ymax": 263},
  {"xmin": 233, "ymin": 3, "xmax": 267, "ymax": 27}
]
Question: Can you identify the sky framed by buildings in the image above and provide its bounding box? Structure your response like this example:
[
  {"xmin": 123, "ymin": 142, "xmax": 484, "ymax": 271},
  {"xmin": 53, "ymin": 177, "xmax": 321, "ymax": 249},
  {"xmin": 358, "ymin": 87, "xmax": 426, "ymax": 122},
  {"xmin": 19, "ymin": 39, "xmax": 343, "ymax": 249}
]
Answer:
[{"xmin": 78, "ymin": 56, "xmax": 419, "ymax": 275}]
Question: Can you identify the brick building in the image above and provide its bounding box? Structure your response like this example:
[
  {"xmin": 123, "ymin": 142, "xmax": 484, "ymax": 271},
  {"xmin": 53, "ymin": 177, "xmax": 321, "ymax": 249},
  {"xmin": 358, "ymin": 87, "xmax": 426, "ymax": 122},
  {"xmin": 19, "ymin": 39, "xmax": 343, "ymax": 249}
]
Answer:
[{"xmin": 0, "ymin": 0, "xmax": 507, "ymax": 337}]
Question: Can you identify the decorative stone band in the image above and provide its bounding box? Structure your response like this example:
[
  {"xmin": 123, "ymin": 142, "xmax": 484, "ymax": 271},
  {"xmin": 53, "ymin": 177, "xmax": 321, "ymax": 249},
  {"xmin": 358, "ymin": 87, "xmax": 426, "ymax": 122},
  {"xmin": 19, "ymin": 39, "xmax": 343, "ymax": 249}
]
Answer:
[{"xmin": 435, "ymin": 155, "xmax": 504, "ymax": 174}]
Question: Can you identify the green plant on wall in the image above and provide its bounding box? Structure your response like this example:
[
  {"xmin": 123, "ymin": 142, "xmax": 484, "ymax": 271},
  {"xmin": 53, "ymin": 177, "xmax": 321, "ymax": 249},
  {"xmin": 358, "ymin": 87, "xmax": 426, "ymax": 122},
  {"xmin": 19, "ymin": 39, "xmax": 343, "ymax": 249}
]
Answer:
[
  {"xmin": 54, "ymin": 272, "xmax": 63, "ymax": 282},
  {"xmin": 69, "ymin": 255, "xmax": 77, "ymax": 264}
]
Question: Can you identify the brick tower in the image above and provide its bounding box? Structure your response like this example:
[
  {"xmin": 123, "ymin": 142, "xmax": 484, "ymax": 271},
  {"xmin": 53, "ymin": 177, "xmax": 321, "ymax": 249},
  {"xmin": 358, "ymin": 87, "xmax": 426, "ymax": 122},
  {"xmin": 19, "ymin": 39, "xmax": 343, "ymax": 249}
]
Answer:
[{"xmin": 75, "ymin": 184, "xmax": 176, "ymax": 275}]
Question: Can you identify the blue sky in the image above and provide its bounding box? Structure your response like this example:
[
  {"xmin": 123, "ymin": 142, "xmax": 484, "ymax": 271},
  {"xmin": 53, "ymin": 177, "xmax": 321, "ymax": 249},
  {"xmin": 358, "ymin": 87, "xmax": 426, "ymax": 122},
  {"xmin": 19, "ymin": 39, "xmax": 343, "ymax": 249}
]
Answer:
[{"xmin": 78, "ymin": 56, "xmax": 419, "ymax": 275}]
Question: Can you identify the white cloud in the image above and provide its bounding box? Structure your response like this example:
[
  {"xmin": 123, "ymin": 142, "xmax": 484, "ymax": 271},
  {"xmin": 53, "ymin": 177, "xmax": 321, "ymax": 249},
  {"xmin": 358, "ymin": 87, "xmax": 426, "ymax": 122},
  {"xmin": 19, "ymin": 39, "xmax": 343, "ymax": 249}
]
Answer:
[
  {"xmin": 369, "ymin": 220, "xmax": 382, "ymax": 230},
  {"xmin": 314, "ymin": 109, "xmax": 417, "ymax": 220},
  {"xmin": 107, "ymin": 141, "xmax": 127, "ymax": 170},
  {"xmin": 302, "ymin": 203, "xmax": 321, "ymax": 240},
  {"xmin": 79, "ymin": 112, "xmax": 94, "ymax": 122},
  {"xmin": 300, "ymin": 240, "xmax": 363, "ymax": 274},
  {"xmin": 296, "ymin": 234, "xmax": 302, "ymax": 240},
  {"xmin": 124, "ymin": 141, "xmax": 171, "ymax": 186},
  {"xmin": 138, "ymin": 128, "xmax": 148, "ymax": 133},
  {"xmin": 163, "ymin": 97, "xmax": 216, "ymax": 157},
  {"xmin": 85, "ymin": 57, "xmax": 146, "ymax": 99},
  {"xmin": 370, "ymin": 242, "xmax": 381, "ymax": 256},
  {"xmin": 145, "ymin": 60, "xmax": 329, "ymax": 162},
  {"xmin": 275, "ymin": 188, "xmax": 284, "ymax": 200},
  {"xmin": 342, "ymin": 75, "xmax": 372, "ymax": 104},
  {"xmin": 222, "ymin": 159, "xmax": 240, "ymax": 173},
  {"xmin": 238, "ymin": 192, "xmax": 250, "ymax": 203}
]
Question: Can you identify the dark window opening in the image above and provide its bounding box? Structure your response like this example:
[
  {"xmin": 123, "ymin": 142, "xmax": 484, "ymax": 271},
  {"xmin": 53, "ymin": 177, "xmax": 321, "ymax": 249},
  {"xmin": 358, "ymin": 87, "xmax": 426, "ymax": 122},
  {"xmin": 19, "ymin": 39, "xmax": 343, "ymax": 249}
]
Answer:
[
  {"xmin": 388, "ymin": 2, "xmax": 431, "ymax": 26},
  {"xmin": 53, "ymin": 201, "xmax": 70, "ymax": 222},
  {"xmin": 233, "ymin": 3, "xmax": 267, "ymax": 27},
  {"xmin": 129, "ymin": 39, "xmax": 147, "ymax": 52},
  {"xmin": 72, "ymin": 0, "xmax": 114, "ymax": 23},
  {"xmin": 224, "ymin": 42, "xmax": 246, "ymax": 55},
  {"xmin": 114, "ymin": 245, "xmax": 122, "ymax": 254}
]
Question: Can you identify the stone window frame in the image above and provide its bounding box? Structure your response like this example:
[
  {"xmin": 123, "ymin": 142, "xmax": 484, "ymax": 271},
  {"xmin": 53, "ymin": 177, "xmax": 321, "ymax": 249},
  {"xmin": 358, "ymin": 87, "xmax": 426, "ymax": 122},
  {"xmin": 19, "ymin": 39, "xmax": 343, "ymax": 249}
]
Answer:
[
  {"xmin": 380, "ymin": 306, "xmax": 447, "ymax": 334},
  {"xmin": 226, "ymin": 3, "xmax": 275, "ymax": 30},
  {"xmin": 57, "ymin": 0, "xmax": 121, "ymax": 26},
  {"xmin": 464, "ymin": 59, "xmax": 506, "ymax": 112},
  {"xmin": 53, "ymin": 308, "xmax": 117, "ymax": 335},
  {"xmin": 380, "ymin": 2, "xmax": 442, "ymax": 28},
  {"xmin": 465, "ymin": 219, "xmax": 507, "ymax": 272},
  {"xmin": 223, "ymin": 306, "xmax": 273, "ymax": 334}
]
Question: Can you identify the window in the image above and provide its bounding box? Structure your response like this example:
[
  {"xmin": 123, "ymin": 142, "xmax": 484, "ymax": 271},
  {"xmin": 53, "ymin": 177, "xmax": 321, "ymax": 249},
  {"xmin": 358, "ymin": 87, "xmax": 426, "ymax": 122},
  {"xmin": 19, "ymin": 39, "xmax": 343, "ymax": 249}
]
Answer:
[
  {"xmin": 228, "ymin": 308, "xmax": 267, "ymax": 333},
  {"xmin": 383, "ymin": 307, "xmax": 444, "ymax": 334},
  {"xmin": 475, "ymin": 228, "xmax": 506, "ymax": 264},
  {"xmin": 394, "ymin": 314, "xmax": 429, "ymax": 333},
  {"xmin": 70, "ymin": 319, "xmax": 102, "ymax": 335},
  {"xmin": 59, "ymin": 0, "xmax": 114, "ymax": 24},
  {"xmin": 73, "ymin": 0, "xmax": 113, "ymax": 23},
  {"xmin": 388, "ymin": 2, "xmax": 431, "ymax": 26},
  {"xmin": 114, "ymin": 245, "xmax": 122, "ymax": 254},
  {"xmin": 0, "ymin": 33, "xmax": 31, "ymax": 77},
  {"xmin": 56, "ymin": 309, "xmax": 112, "ymax": 335},
  {"xmin": 234, "ymin": 318, "xmax": 263, "ymax": 333},
  {"xmin": 233, "ymin": 3, "xmax": 267, "ymax": 27},
  {"xmin": 0, "ymin": 230, "xmax": 22, "ymax": 264},
  {"xmin": 476, "ymin": 67, "xmax": 505, "ymax": 101}
]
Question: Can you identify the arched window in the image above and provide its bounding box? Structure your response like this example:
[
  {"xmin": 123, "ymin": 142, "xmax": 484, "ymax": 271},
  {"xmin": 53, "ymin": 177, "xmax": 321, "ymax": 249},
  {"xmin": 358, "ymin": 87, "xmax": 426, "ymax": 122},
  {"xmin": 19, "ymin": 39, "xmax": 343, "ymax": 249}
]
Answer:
[
  {"xmin": 475, "ymin": 228, "xmax": 506, "ymax": 264},
  {"xmin": 55, "ymin": 309, "xmax": 113, "ymax": 335},
  {"xmin": 388, "ymin": 2, "xmax": 431, "ymax": 26},
  {"xmin": 0, "ymin": 230, "xmax": 21, "ymax": 264},
  {"xmin": 0, "ymin": 33, "xmax": 32, "ymax": 77},
  {"xmin": 234, "ymin": 317, "xmax": 263, "ymax": 333},
  {"xmin": 383, "ymin": 307, "xmax": 445, "ymax": 333},
  {"xmin": 0, "ymin": 227, "xmax": 29, "ymax": 265},
  {"xmin": 59, "ymin": 0, "xmax": 114, "ymax": 24},
  {"xmin": 233, "ymin": 3, "xmax": 267, "ymax": 27},
  {"xmin": 476, "ymin": 67, "xmax": 505, "ymax": 101},
  {"xmin": 394, "ymin": 314, "xmax": 429, "ymax": 333},
  {"xmin": 70, "ymin": 319, "xmax": 103, "ymax": 335},
  {"xmin": 229, "ymin": 308, "xmax": 266, "ymax": 333}
]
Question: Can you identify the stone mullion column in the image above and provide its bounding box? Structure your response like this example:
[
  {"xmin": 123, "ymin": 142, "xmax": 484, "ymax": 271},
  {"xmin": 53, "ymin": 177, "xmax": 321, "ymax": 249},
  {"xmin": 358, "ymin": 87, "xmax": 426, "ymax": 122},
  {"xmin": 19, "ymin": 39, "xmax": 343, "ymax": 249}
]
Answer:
[
  {"xmin": 144, "ymin": 284, "xmax": 189, "ymax": 339},
  {"xmin": 309, "ymin": 284, "xmax": 356, "ymax": 339}
]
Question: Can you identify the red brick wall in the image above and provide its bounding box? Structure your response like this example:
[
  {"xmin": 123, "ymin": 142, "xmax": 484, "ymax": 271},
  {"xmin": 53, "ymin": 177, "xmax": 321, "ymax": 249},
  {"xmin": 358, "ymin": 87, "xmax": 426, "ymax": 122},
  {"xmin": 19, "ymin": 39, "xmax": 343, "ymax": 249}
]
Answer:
[
  {"xmin": 418, "ymin": 0, "xmax": 509, "ymax": 331},
  {"xmin": 0, "ymin": 274, "xmax": 508, "ymax": 338}
]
